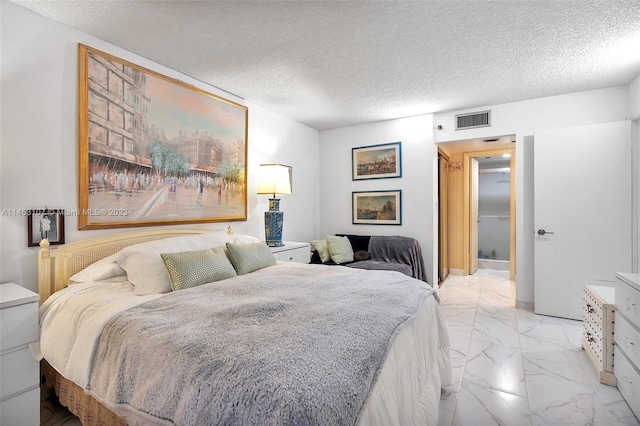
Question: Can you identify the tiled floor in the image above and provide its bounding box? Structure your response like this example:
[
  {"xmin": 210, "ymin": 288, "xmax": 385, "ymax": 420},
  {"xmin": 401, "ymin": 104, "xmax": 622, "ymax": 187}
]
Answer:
[
  {"xmin": 40, "ymin": 268, "xmax": 640, "ymax": 425},
  {"xmin": 437, "ymin": 269, "xmax": 640, "ymax": 426}
]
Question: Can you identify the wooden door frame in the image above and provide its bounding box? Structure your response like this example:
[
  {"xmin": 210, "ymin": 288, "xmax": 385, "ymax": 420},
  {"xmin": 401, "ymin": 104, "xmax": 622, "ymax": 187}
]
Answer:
[
  {"xmin": 469, "ymin": 157, "xmax": 480, "ymax": 275},
  {"xmin": 463, "ymin": 148, "xmax": 516, "ymax": 280},
  {"xmin": 438, "ymin": 149, "xmax": 450, "ymax": 284}
]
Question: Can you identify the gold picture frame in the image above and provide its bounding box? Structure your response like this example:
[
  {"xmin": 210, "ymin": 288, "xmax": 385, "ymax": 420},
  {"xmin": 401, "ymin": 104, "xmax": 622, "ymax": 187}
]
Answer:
[{"xmin": 78, "ymin": 44, "xmax": 248, "ymax": 230}]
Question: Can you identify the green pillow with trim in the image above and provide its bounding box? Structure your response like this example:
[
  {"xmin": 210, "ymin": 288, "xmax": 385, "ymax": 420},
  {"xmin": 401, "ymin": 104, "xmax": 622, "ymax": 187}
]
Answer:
[
  {"xmin": 226, "ymin": 241, "xmax": 277, "ymax": 275},
  {"xmin": 161, "ymin": 247, "xmax": 237, "ymax": 291}
]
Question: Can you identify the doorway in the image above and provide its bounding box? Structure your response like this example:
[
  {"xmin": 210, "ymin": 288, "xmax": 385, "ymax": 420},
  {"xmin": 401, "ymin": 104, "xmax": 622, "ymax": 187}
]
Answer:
[
  {"xmin": 437, "ymin": 136, "xmax": 516, "ymax": 281},
  {"xmin": 475, "ymin": 156, "xmax": 512, "ymax": 271}
]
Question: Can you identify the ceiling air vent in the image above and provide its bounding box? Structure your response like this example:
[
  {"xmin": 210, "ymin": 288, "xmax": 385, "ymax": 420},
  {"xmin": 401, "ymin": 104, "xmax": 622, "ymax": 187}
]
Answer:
[{"xmin": 455, "ymin": 110, "xmax": 491, "ymax": 130}]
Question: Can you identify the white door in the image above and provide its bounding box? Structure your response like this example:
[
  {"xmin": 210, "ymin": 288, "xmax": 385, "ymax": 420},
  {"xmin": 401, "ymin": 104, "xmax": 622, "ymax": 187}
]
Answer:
[
  {"xmin": 470, "ymin": 158, "xmax": 479, "ymax": 274},
  {"xmin": 534, "ymin": 121, "xmax": 632, "ymax": 320}
]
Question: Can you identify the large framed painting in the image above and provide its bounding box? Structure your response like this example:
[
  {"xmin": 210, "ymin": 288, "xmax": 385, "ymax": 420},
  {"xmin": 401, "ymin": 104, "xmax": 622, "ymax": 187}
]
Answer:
[
  {"xmin": 352, "ymin": 190, "xmax": 402, "ymax": 225},
  {"xmin": 352, "ymin": 142, "xmax": 401, "ymax": 180},
  {"xmin": 78, "ymin": 44, "xmax": 248, "ymax": 230}
]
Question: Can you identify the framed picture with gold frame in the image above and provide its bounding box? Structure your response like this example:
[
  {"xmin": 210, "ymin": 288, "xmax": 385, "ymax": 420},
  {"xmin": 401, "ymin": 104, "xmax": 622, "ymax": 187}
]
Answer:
[{"xmin": 77, "ymin": 44, "xmax": 248, "ymax": 230}]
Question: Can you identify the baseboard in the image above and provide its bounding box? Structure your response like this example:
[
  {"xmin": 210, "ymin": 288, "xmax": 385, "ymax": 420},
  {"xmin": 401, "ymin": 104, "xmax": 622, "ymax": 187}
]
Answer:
[
  {"xmin": 516, "ymin": 300, "xmax": 534, "ymax": 311},
  {"xmin": 449, "ymin": 269, "xmax": 465, "ymax": 276}
]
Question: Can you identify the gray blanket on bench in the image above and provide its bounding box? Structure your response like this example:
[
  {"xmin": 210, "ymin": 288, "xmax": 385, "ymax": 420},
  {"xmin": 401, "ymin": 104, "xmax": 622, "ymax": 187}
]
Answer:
[
  {"xmin": 347, "ymin": 259, "xmax": 413, "ymax": 277},
  {"xmin": 88, "ymin": 264, "xmax": 435, "ymax": 426},
  {"xmin": 369, "ymin": 235, "xmax": 427, "ymax": 283}
]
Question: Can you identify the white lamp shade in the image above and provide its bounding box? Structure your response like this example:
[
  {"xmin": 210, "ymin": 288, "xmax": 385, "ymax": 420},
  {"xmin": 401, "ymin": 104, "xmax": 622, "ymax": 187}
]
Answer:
[{"xmin": 257, "ymin": 164, "xmax": 292, "ymax": 197}]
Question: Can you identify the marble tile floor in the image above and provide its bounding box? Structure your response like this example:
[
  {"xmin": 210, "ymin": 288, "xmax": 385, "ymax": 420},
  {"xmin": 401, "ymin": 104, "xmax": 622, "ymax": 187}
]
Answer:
[
  {"xmin": 437, "ymin": 269, "xmax": 640, "ymax": 426},
  {"xmin": 40, "ymin": 268, "xmax": 640, "ymax": 426}
]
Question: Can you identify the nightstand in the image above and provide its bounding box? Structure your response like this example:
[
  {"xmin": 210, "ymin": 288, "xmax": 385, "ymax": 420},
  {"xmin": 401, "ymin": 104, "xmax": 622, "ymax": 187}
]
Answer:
[
  {"xmin": 581, "ymin": 285, "xmax": 616, "ymax": 386},
  {"xmin": 269, "ymin": 241, "xmax": 311, "ymax": 263},
  {"xmin": 0, "ymin": 283, "xmax": 40, "ymax": 426}
]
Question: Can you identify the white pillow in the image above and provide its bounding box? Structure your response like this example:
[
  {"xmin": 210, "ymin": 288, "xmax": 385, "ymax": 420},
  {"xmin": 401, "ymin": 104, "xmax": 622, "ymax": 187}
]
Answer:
[
  {"xmin": 116, "ymin": 231, "xmax": 233, "ymax": 295},
  {"xmin": 326, "ymin": 235, "xmax": 354, "ymax": 264},
  {"xmin": 68, "ymin": 253, "xmax": 125, "ymax": 284},
  {"xmin": 232, "ymin": 234, "xmax": 261, "ymax": 244},
  {"xmin": 310, "ymin": 239, "xmax": 331, "ymax": 263}
]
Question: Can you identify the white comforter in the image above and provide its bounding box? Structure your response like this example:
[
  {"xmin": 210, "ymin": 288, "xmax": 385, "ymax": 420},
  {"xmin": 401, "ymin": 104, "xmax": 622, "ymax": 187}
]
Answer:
[
  {"xmin": 33, "ymin": 263, "xmax": 451, "ymax": 425},
  {"xmin": 31, "ymin": 278, "xmax": 163, "ymax": 388}
]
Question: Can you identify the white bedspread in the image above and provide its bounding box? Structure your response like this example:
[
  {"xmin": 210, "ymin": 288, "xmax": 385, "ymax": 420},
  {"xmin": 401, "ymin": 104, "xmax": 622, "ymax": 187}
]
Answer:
[
  {"xmin": 34, "ymin": 263, "xmax": 451, "ymax": 425},
  {"xmin": 31, "ymin": 278, "xmax": 163, "ymax": 388}
]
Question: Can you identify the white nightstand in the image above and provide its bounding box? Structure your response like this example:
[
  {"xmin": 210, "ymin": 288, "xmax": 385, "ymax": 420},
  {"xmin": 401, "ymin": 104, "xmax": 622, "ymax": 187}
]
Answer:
[
  {"xmin": 0, "ymin": 283, "xmax": 40, "ymax": 426},
  {"xmin": 581, "ymin": 285, "xmax": 616, "ymax": 386},
  {"xmin": 269, "ymin": 241, "xmax": 311, "ymax": 263}
]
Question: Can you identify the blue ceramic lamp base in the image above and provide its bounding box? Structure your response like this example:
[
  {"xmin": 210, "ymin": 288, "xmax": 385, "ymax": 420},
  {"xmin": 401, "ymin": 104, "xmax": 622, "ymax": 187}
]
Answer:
[{"xmin": 264, "ymin": 198, "xmax": 284, "ymax": 247}]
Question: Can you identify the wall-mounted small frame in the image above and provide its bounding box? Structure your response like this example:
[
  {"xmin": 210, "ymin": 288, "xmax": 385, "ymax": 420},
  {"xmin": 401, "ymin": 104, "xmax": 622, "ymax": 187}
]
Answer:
[
  {"xmin": 352, "ymin": 190, "xmax": 402, "ymax": 225},
  {"xmin": 27, "ymin": 209, "xmax": 65, "ymax": 247},
  {"xmin": 352, "ymin": 142, "xmax": 401, "ymax": 180}
]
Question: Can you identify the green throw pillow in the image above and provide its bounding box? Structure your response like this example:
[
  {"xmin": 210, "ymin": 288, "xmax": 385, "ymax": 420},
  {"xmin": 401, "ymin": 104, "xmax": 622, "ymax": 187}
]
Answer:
[
  {"xmin": 161, "ymin": 247, "xmax": 237, "ymax": 291},
  {"xmin": 326, "ymin": 235, "xmax": 354, "ymax": 264},
  {"xmin": 225, "ymin": 241, "xmax": 277, "ymax": 275},
  {"xmin": 310, "ymin": 239, "xmax": 331, "ymax": 263}
]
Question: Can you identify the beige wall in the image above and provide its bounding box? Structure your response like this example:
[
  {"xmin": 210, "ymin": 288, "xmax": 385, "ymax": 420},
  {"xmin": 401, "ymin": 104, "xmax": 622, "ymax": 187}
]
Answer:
[{"xmin": 442, "ymin": 152, "xmax": 465, "ymax": 272}]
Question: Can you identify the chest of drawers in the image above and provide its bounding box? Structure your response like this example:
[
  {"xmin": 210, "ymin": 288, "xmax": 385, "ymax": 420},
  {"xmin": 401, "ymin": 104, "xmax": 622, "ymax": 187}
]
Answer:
[
  {"xmin": 614, "ymin": 273, "xmax": 640, "ymax": 420},
  {"xmin": 581, "ymin": 284, "xmax": 616, "ymax": 386},
  {"xmin": 0, "ymin": 283, "xmax": 40, "ymax": 426}
]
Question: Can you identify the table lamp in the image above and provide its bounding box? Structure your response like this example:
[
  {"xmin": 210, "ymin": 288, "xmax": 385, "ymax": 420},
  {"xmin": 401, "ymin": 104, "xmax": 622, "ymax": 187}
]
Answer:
[{"xmin": 257, "ymin": 164, "xmax": 292, "ymax": 247}]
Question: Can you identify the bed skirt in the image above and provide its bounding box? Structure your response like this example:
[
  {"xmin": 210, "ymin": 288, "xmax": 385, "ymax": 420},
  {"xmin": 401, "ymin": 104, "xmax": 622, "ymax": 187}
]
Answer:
[{"xmin": 42, "ymin": 360, "xmax": 126, "ymax": 426}]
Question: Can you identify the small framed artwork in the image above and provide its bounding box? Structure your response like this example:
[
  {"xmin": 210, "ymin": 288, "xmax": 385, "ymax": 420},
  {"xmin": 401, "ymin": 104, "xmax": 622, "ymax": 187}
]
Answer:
[
  {"xmin": 352, "ymin": 142, "xmax": 401, "ymax": 180},
  {"xmin": 352, "ymin": 190, "xmax": 402, "ymax": 225},
  {"xmin": 27, "ymin": 209, "xmax": 65, "ymax": 247}
]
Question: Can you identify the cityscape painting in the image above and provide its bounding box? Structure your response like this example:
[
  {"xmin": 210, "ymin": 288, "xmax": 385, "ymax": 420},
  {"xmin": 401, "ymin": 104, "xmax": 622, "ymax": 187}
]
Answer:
[
  {"xmin": 352, "ymin": 190, "xmax": 402, "ymax": 225},
  {"xmin": 77, "ymin": 44, "xmax": 248, "ymax": 229},
  {"xmin": 352, "ymin": 142, "xmax": 401, "ymax": 180}
]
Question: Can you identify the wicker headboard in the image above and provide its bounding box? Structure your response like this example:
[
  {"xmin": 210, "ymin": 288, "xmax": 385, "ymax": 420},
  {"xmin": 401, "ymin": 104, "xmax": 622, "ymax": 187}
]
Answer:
[{"xmin": 37, "ymin": 227, "xmax": 232, "ymax": 304}]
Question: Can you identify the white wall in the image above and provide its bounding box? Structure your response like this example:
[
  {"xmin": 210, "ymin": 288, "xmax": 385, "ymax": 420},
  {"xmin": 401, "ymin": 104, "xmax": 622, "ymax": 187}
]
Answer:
[
  {"xmin": 0, "ymin": 2, "xmax": 320, "ymax": 292},
  {"xmin": 248, "ymin": 102, "xmax": 320, "ymax": 243},
  {"xmin": 629, "ymin": 74, "xmax": 640, "ymax": 271},
  {"xmin": 433, "ymin": 86, "xmax": 632, "ymax": 305},
  {"xmin": 635, "ymin": 118, "xmax": 640, "ymax": 271},
  {"xmin": 630, "ymin": 74, "xmax": 640, "ymax": 120},
  {"xmin": 319, "ymin": 114, "xmax": 438, "ymax": 284}
]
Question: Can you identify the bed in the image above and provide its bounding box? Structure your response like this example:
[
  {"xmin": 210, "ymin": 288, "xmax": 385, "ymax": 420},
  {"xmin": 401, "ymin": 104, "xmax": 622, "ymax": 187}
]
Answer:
[{"xmin": 34, "ymin": 228, "xmax": 451, "ymax": 425}]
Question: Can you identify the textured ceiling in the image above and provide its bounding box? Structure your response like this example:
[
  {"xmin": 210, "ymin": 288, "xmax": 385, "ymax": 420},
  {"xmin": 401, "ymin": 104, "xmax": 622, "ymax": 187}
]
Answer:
[{"xmin": 9, "ymin": 0, "xmax": 640, "ymax": 130}]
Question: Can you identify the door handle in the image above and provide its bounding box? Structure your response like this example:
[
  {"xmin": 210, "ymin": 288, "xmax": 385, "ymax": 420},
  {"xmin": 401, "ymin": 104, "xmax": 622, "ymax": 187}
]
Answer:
[{"xmin": 537, "ymin": 229, "xmax": 555, "ymax": 235}]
